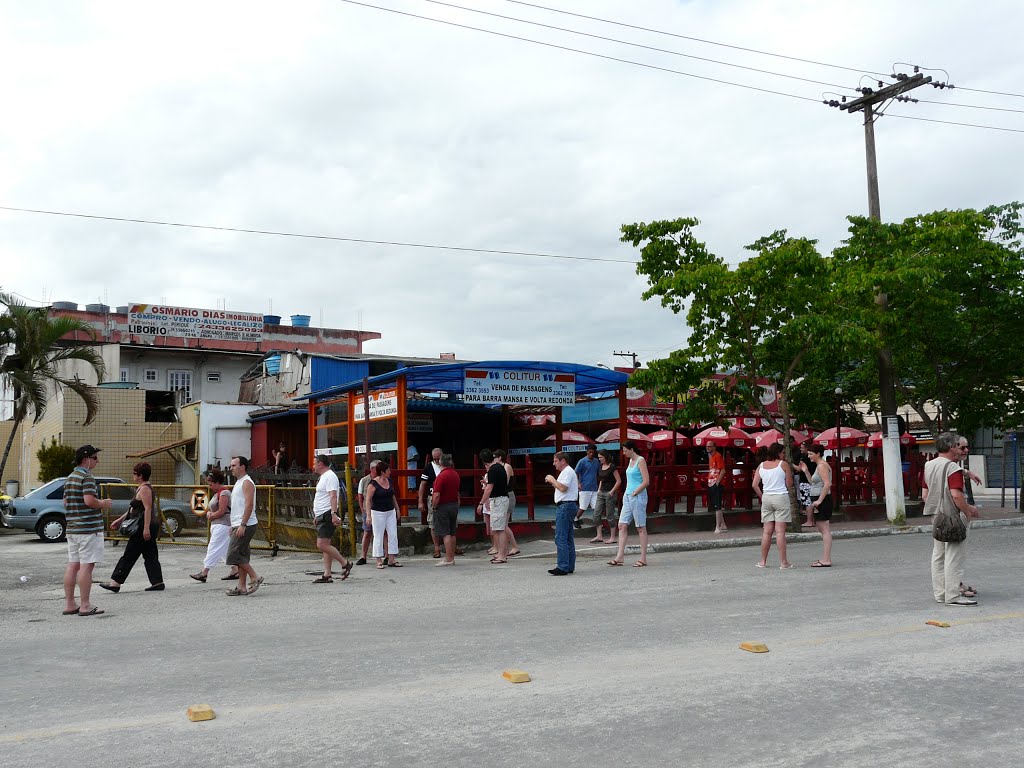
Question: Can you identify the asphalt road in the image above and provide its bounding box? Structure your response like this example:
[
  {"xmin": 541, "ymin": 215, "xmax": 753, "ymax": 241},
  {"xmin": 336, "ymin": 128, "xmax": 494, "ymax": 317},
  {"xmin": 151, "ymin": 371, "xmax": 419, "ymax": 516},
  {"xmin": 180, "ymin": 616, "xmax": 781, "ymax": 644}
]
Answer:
[{"xmin": 1, "ymin": 527, "xmax": 1022, "ymax": 768}]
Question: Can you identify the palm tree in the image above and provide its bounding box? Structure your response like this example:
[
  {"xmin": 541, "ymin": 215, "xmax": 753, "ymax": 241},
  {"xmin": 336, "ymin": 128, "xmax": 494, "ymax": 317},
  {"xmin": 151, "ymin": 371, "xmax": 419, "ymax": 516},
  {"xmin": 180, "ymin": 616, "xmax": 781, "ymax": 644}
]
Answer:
[{"xmin": 0, "ymin": 291, "xmax": 107, "ymax": 482}]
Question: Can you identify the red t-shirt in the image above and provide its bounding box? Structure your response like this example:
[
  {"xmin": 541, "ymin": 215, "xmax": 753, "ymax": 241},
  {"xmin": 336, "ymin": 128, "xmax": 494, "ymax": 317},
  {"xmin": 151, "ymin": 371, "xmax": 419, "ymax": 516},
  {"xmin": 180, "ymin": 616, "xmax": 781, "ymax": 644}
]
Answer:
[
  {"xmin": 432, "ymin": 467, "xmax": 461, "ymax": 504},
  {"xmin": 708, "ymin": 452, "xmax": 725, "ymax": 485}
]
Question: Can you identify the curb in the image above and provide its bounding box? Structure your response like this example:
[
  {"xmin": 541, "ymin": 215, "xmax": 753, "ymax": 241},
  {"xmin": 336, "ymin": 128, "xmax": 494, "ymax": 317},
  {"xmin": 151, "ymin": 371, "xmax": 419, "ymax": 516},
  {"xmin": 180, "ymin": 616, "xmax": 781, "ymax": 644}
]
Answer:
[{"xmin": 513, "ymin": 517, "xmax": 1024, "ymax": 559}]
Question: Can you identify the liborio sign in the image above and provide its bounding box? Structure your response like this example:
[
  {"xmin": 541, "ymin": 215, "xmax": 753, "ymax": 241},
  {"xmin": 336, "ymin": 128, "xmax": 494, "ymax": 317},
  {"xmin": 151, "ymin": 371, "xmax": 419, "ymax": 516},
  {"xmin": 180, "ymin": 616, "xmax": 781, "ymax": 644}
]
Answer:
[
  {"xmin": 127, "ymin": 303, "xmax": 263, "ymax": 342},
  {"xmin": 463, "ymin": 368, "xmax": 576, "ymax": 406}
]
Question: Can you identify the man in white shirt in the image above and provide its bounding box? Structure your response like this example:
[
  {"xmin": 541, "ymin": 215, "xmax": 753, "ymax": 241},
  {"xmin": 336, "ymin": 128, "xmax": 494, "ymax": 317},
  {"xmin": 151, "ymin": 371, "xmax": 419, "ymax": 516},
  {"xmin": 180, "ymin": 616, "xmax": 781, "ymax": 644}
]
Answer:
[
  {"xmin": 227, "ymin": 456, "xmax": 263, "ymax": 596},
  {"xmin": 544, "ymin": 451, "xmax": 578, "ymax": 576},
  {"xmin": 312, "ymin": 455, "xmax": 353, "ymax": 583}
]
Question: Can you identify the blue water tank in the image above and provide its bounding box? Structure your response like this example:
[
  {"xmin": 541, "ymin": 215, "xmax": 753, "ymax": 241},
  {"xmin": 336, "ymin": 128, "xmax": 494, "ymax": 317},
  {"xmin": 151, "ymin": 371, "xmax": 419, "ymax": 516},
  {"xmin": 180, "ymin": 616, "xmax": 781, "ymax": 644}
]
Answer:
[
  {"xmin": 263, "ymin": 314, "xmax": 281, "ymax": 325},
  {"xmin": 290, "ymin": 314, "xmax": 311, "ymax": 327},
  {"xmin": 265, "ymin": 355, "xmax": 282, "ymax": 375}
]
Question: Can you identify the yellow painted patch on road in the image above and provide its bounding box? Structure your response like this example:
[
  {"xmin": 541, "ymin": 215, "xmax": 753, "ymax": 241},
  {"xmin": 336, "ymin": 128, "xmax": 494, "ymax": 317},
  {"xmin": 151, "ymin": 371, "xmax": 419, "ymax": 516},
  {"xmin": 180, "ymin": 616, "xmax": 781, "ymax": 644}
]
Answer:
[
  {"xmin": 187, "ymin": 704, "xmax": 216, "ymax": 722},
  {"xmin": 926, "ymin": 620, "xmax": 951, "ymax": 628},
  {"xmin": 739, "ymin": 642, "xmax": 769, "ymax": 653},
  {"xmin": 502, "ymin": 669, "xmax": 531, "ymax": 683}
]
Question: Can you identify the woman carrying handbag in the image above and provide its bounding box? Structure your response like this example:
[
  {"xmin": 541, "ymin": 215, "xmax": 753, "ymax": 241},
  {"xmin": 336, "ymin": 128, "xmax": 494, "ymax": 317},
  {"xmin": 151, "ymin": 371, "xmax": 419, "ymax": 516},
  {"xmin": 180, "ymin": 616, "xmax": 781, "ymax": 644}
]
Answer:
[{"xmin": 100, "ymin": 462, "xmax": 165, "ymax": 593}]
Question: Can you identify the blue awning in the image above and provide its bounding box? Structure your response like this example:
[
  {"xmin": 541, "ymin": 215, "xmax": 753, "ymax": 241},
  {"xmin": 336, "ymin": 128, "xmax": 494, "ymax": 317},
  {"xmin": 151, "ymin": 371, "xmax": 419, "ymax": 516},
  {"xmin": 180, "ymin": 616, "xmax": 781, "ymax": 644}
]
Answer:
[{"xmin": 297, "ymin": 360, "xmax": 630, "ymax": 403}]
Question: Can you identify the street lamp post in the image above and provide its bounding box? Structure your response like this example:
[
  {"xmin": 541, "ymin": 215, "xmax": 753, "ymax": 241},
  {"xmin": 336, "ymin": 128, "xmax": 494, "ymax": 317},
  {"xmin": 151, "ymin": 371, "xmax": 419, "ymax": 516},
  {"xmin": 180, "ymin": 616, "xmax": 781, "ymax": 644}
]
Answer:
[
  {"xmin": 834, "ymin": 387, "xmax": 843, "ymax": 510},
  {"xmin": 935, "ymin": 400, "xmax": 943, "ymax": 434}
]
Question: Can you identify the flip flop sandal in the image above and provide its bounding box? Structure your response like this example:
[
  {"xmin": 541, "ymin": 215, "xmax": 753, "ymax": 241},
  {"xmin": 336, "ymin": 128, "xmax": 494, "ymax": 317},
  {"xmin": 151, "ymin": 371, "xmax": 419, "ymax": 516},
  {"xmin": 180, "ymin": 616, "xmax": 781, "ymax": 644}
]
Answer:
[
  {"xmin": 376, "ymin": 563, "xmax": 385, "ymax": 569},
  {"xmin": 811, "ymin": 561, "xmax": 832, "ymax": 568},
  {"xmin": 490, "ymin": 558, "xmax": 508, "ymax": 564},
  {"xmin": 780, "ymin": 564, "xmax": 795, "ymax": 570},
  {"xmin": 62, "ymin": 608, "xmax": 80, "ymax": 616},
  {"xmin": 507, "ymin": 550, "xmax": 521, "ymax": 557},
  {"xmin": 755, "ymin": 563, "xmax": 768, "ymax": 568},
  {"xmin": 190, "ymin": 573, "xmax": 208, "ymax": 582},
  {"xmin": 433, "ymin": 552, "xmax": 442, "ymax": 558},
  {"xmin": 78, "ymin": 607, "xmax": 105, "ymax": 616},
  {"xmin": 313, "ymin": 575, "xmax": 334, "ymax": 583},
  {"xmin": 387, "ymin": 562, "xmax": 403, "ymax": 567},
  {"xmin": 341, "ymin": 562, "xmax": 353, "ymax": 581},
  {"xmin": 225, "ymin": 587, "xmax": 247, "ymax": 596},
  {"xmin": 632, "ymin": 561, "xmax": 648, "ymax": 567},
  {"xmin": 607, "ymin": 560, "xmax": 624, "ymax": 566},
  {"xmin": 247, "ymin": 576, "xmax": 265, "ymax": 594}
]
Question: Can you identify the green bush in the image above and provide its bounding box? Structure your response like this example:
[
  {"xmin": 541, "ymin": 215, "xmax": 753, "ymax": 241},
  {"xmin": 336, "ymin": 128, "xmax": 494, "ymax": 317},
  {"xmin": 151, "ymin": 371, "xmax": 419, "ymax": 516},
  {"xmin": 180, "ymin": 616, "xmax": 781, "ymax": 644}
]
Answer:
[{"xmin": 37, "ymin": 440, "xmax": 76, "ymax": 482}]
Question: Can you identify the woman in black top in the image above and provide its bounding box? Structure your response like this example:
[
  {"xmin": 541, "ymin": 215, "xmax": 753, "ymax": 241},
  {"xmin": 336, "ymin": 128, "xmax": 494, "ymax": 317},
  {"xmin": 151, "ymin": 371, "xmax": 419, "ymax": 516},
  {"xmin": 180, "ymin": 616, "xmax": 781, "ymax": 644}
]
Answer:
[
  {"xmin": 365, "ymin": 461, "xmax": 401, "ymax": 569},
  {"xmin": 592, "ymin": 449, "xmax": 622, "ymax": 544},
  {"xmin": 101, "ymin": 462, "xmax": 164, "ymax": 593}
]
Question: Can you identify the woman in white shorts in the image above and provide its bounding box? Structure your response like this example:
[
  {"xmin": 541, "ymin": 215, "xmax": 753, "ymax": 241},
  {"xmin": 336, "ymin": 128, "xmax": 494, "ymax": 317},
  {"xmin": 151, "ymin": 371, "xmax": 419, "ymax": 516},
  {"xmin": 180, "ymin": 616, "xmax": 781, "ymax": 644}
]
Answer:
[{"xmin": 753, "ymin": 443, "xmax": 793, "ymax": 569}]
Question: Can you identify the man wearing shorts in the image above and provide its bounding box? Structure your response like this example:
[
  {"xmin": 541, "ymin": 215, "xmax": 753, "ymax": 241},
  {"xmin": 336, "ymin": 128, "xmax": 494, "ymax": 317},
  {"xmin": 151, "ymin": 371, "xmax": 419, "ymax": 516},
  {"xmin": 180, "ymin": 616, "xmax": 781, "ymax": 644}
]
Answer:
[
  {"xmin": 418, "ymin": 447, "xmax": 444, "ymax": 558},
  {"xmin": 431, "ymin": 454, "xmax": 460, "ymax": 566},
  {"xmin": 574, "ymin": 445, "xmax": 600, "ymax": 529},
  {"xmin": 311, "ymin": 455, "xmax": 352, "ymax": 584},
  {"xmin": 478, "ymin": 449, "xmax": 510, "ymax": 564},
  {"xmin": 227, "ymin": 456, "xmax": 262, "ymax": 595},
  {"xmin": 356, "ymin": 460, "xmax": 380, "ymax": 565},
  {"xmin": 63, "ymin": 445, "xmax": 114, "ymax": 617}
]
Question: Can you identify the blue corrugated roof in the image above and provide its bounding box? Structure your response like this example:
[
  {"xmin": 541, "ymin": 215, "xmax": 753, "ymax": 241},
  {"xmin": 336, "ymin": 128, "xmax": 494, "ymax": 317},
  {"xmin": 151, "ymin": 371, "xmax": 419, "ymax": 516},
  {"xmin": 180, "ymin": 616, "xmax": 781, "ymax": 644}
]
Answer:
[{"xmin": 297, "ymin": 360, "xmax": 630, "ymax": 402}]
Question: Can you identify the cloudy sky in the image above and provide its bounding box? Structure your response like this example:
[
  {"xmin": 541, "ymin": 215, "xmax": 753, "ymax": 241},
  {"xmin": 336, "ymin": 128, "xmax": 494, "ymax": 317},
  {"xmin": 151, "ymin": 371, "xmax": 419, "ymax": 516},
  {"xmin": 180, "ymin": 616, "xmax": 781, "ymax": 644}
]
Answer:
[{"xmin": 1, "ymin": 0, "xmax": 1021, "ymax": 368}]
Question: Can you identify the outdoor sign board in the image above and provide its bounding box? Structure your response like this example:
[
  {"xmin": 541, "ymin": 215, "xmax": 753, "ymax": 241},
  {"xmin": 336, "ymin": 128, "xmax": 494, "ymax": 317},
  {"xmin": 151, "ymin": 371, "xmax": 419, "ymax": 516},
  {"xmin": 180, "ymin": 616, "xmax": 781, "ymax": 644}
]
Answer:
[
  {"xmin": 463, "ymin": 368, "xmax": 576, "ymax": 406},
  {"xmin": 407, "ymin": 413, "xmax": 434, "ymax": 433},
  {"xmin": 127, "ymin": 303, "xmax": 263, "ymax": 342},
  {"xmin": 353, "ymin": 389, "xmax": 398, "ymax": 422}
]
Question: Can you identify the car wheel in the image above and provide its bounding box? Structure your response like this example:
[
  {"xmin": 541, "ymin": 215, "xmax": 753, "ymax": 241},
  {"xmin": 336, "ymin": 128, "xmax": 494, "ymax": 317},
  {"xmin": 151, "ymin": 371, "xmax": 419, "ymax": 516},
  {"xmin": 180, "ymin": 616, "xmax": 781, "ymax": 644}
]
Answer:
[
  {"xmin": 37, "ymin": 515, "xmax": 67, "ymax": 543},
  {"xmin": 162, "ymin": 511, "xmax": 186, "ymax": 537}
]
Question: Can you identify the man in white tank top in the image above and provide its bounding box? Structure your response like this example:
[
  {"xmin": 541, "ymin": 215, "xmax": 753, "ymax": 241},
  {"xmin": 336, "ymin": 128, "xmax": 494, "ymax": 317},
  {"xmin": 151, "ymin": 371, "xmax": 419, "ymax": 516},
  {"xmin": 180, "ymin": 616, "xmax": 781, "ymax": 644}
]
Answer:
[{"xmin": 227, "ymin": 456, "xmax": 263, "ymax": 595}]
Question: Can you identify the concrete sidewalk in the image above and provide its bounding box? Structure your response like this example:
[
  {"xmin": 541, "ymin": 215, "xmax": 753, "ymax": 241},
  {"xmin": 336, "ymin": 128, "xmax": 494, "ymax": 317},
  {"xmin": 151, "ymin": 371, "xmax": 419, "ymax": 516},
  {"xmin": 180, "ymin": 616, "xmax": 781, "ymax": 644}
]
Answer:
[{"xmin": 454, "ymin": 504, "xmax": 1024, "ymax": 561}]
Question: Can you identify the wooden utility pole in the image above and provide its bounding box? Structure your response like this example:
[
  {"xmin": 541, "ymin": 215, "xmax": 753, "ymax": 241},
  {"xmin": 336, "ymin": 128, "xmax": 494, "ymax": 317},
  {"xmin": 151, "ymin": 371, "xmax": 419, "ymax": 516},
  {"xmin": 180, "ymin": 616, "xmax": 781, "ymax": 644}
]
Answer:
[
  {"xmin": 840, "ymin": 72, "xmax": 932, "ymax": 524},
  {"xmin": 613, "ymin": 350, "xmax": 640, "ymax": 369}
]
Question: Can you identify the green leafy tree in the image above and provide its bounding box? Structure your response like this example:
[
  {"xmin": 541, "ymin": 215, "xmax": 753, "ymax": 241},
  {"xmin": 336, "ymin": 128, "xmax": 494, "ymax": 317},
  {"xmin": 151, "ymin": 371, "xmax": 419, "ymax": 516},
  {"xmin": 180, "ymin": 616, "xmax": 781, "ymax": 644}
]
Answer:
[
  {"xmin": 0, "ymin": 292, "xmax": 106, "ymax": 481},
  {"xmin": 834, "ymin": 203, "xmax": 1024, "ymax": 436},
  {"xmin": 620, "ymin": 218, "xmax": 873, "ymax": 457},
  {"xmin": 36, "ymin": 439, "xmax": 77, "ymax": 482}
]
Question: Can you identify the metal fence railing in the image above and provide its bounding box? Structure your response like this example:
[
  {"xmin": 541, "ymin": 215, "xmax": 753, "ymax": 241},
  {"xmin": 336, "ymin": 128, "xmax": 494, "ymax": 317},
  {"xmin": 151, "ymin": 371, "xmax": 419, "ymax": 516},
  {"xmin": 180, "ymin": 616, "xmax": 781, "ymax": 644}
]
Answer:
[{"xmin": 101, "ymin": 468, "xmax": 360, "ymax": 557}]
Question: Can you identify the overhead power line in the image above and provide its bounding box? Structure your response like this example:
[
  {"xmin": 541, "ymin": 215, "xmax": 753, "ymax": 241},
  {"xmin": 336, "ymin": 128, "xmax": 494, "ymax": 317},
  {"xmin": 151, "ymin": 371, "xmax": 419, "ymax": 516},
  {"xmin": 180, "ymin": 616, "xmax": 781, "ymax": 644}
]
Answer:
[
  {"xmin": 510, "ymin": 1, "xmax": 1024, "ymax": 102},
  {"xmin": 878, "ymin": 113, "xmax": 1024, "ymax": 133},
  {"xmin": 343, "ymin": 1, "xmax": 1021, "ymax": 132},
  {"xmin": 336, "ymin": 0, "xmax": 820, "ymax": 103},
  {"xmin": 914, "ymin": 97, "xmax": 1024, "ymax": 114},
  {"xmin": 0, "ymin": 205, "xmax": 637, "ymax": 264},
  {"xmin": 417, "ymin": 0, "xmax": 856, "ymax": 91},
  {"xmin": 504, "ymin": 0, "xmax": 891, "ymax": 79}
]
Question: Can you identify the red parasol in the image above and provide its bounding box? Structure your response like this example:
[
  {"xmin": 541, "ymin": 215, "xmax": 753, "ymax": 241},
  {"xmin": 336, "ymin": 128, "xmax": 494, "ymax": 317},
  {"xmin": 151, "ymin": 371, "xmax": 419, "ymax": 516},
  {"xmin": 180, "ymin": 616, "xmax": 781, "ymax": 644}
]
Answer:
[
  {"xmin": 731, "ymin": 416, "xmax": 775, "ymax": 430},
  {"xmin": 693, "ymin": 425, "xmax": 755, "ymax": 448},
  {"xmin": 594, "ymin": 428, "xmax": 654, "ymax": 445},
  {"xmin": 646, "ymin": 430, "xmax": 692, "ymax": 449},
  {"xmin": 814, "ymin": 427, "xmax": 868, "ymax": 449},
  {"xmin": 865, "ymin": 431, "xmax": 917, "ymax": 448},
  {"xmin": 541, "ymin": 430, "xmax": 591, "ymax": 445},
  {"xmin": 754, "ymin": 428, "xmax": 809, "ymax": 449}
]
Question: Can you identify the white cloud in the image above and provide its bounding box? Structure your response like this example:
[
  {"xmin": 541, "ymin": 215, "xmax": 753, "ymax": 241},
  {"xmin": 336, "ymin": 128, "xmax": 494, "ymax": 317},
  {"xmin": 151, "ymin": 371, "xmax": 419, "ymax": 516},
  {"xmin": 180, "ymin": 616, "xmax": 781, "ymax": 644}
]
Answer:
[{"xmin": 1, "ymin": 0, "xmax": 1021, "ymax": 366}]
